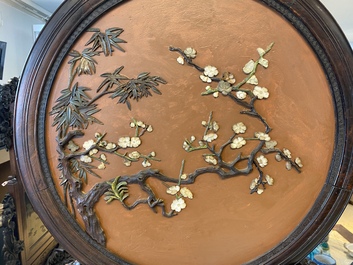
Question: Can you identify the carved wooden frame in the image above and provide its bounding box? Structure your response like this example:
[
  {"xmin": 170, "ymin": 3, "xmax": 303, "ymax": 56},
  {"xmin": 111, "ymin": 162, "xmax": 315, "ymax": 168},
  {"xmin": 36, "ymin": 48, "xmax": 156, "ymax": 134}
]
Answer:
[
  {"xmin": 6, "ymin": 177, "xmax": 57, "ymax": 265},
  {"xmin": 13, "ymin": 0, "xmax": 353, "ymax": 264}
]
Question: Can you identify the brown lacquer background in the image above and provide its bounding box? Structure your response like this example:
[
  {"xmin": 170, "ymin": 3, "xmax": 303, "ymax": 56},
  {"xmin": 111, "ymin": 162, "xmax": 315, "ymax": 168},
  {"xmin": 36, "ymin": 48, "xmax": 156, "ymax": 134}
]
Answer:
[{"xmin": 45, "ymin": 0, "xmax": 334, "ymax": 264}]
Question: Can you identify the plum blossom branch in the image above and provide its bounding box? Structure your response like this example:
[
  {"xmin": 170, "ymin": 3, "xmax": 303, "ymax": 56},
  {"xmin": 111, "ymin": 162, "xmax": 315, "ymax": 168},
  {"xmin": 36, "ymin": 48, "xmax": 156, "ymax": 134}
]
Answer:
[
  {"xmin": 51, "ymin": 25, "xmax": 304, "ymax": 248},
  {"xmin": 169, "ymin": 43, "xmax": 275, "ymax": 133},
  {"xmin": 261, "ymin": 147, "xmax": 302, "ymax": 173},
  {"xmin": 169, "ymin": 44, "xmax": 285, "ymax": 187}
]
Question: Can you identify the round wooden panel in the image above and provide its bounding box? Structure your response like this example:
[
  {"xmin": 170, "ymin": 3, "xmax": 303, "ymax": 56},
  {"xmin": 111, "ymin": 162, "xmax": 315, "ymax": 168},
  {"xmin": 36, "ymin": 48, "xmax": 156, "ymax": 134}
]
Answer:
[{"xmin": 14, "ymin": 0, "xmax": 353, "ymax": 264}]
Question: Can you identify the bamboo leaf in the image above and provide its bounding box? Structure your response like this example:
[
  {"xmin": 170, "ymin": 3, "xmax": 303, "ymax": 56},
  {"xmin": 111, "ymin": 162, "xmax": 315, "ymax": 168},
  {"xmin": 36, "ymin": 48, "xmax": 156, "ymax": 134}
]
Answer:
[
  {"xmin": 87, "ymin": 28, "xmax": 100, "ymax": 32},
  {"xmin": 126, "ymin": 100, "xmax": 131, "ymax": 110},
  {"xmin": 151, "ymin": 86, "xmax": 161, "ymax": 95}
]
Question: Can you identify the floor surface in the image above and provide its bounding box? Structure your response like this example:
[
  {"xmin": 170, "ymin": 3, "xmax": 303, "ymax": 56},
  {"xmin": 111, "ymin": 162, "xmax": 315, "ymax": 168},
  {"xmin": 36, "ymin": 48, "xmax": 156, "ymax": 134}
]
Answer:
[{"xmin": 328, "ymin": 202, "xmax": 353, "ymax": 265}]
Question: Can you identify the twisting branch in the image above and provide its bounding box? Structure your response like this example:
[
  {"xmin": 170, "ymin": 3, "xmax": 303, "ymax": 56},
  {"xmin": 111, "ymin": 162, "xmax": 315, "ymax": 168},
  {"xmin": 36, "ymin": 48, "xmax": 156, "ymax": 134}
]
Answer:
[
  {"xmin": 50, "ymin": 25, "xmax": 304, "ymax": 247},
  {"xmin": 169, "ymin": 46, "xmax": 205, "ymax": 73},
  {"xmin": 169, "ymin": 43, "xmax": 274, "ymax": 133},
  {"xmin": 240, "ymin": 109, "xmax": 272, "ymax": 134},
  {"xmin": 261, "ymin": 148, "xmax": 302, "ymax": 173}
]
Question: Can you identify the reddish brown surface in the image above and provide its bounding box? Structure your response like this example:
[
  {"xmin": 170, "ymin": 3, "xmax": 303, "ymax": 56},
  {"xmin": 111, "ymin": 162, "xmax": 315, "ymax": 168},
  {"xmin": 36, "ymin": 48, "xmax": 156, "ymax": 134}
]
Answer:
[{"xmin": 43, "ymin": 1, "xmax": 335, "ymax": 264}]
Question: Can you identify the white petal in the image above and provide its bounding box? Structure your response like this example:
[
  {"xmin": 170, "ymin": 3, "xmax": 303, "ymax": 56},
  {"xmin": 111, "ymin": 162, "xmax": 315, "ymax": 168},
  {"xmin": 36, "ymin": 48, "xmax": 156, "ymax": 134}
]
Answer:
[
  {"xmin": 177, "ymin": 56, "xmax": 184, "ymax": 65},
  {"xmin": 286, "ymin": 161, "xmax": 292, "ymax": 170},
  {"xmin": 236, "ymin": 91, "xmax": 247, "ymax": 100},
  {"xmin": 250, "ymin": 179, "xmax": 257, "ymax": 190},
  {"xmin": 247, "ymin": 75, "xmax": 258, "ymax": 85},
  {"xmin": 295, "ymin": 157, "xmax": 303, "ymax": 168},
  {"xmin": 180, "ymin": 187, "xmax": 193, "ymax": 199},
  {"xmin": 259, "ymin": 58, "xmax": 269, "ymax": 68},
  {"xmin": 243, "ymin": 60, "xmax": 255, "ymax": 74},
  {"xmin": 98, "ymin": 162, "xmax": 106, "ymax": 170},
  {"xmin": 265, "ymin": 175, "xmax": 274, "ymax": 186},
  {"xmin": 167, "ymin": 186, "xmax": 180, "ymax": 195},
  {"xmin": 200, "ymin": 75, "xmax": 211, "ymax": 83},
  {"xmin": 180, "ymin": 174, "xmax": 188, "ymax": 180},
  {"xmin": 265, "ymin": 140, "xmax": 277, "ymax": 149},
  {"xmin": 257, "ymin": 47, "xmax": 265, "ymax": 56}
]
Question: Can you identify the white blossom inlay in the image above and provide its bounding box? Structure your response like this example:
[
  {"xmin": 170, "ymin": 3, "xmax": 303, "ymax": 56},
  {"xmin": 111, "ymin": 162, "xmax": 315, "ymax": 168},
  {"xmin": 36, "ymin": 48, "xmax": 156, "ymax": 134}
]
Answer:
[
  {"xmin": 232, "ymin": 122, "xmax": 247, "ymax": 134},
  {"xmin": 203, "ymin": 133, "xmax": 218, "ymax": 142},
  {"xmin": 130, "ymin": 137, "xmax": 141, "ymax": 148},
  {"xmin": 118, "ymin": 137, "xmax": 131, "ymax": 148},
  {"xmin": 89, "ymin": 148, "xmax": 98, "ymax": 156},
  {"xmin": 180, "ymin": 187, "xmax": 193, "ymax": 199},
  {"xmin": 250, "ymin": 178, "xmax": 259, "ymax": 190},
  {"xmin": 97, "ymin": 162, "xmax": 106, "ymax": 170},
  {"xmin": 204, "ymin": 155, "xmax": 217, "ymax": 165},
  {"xmin": 257, "ymin": 155, "xmax": 268, "ymax": 168},
  {"xmin": 180, "ymin": 173, "xmax": 187, "ymax": 180},
  {"xmin": 184, "ymin": 47, "xmax": 197, "ymax": 58},
  {"xmin": 124, "ymin": 160, "xmax": 131, "ymax": 167},
  {"xmin": 255, "ymin": 132, "xmax": 271, "ymax": 141},
  {"xmin": 100, "ymin": 154, "xmax": 107, "ymax": 161},
  {"xmin": 80, "ymin": 155, "xmax": 92, "ymax": 163},
  {"xmin": 236, "ymin": 91, "xmax": 247, "ymax": 100},
  {"xmin": 283, "ymin": 148, "xmax": 292, "ymax": 158},
  {"xmin": 265, "ymin": 140, "xmax": 277, "ymax": 149},
  {"xmin": 265, "ymin": 175, "xmax": 274, "ymax": 185},
  {"xmin": 142, "ymin": 160, "xmax": 151, "ymax": 168},
  {"xmin": 230, "ymin": 137, "xmax": 246, "ymax": 149},
  {"xmin": 105, "ymin": 142, "xmax": 117, "ymax": 150},
  {"xmin": 128, "ymin": 151, "xmax": 140, "ymax": 159},
  {"xmin": 223, "ymin": 72, "xmax": 236, "ymax": 84},
  {"xmin": 295, "ymin": 157, "xmax": 303, "ymax": 168},
  {"xmin": 166, "ymin": 185, "xmax": 180, "ymax": 195},
  {"xmin": 171, "ymin": 198, "xmax": 186, "ymax": 212},
  {"xmin": 67, "ymin": 141, "xmax": 79, "ymax": 152},
  {"xmin": 253, "ymin": 86, "xmax": 269, "ymax": 99},
  {"xmin": 204, "ymin": 65, "xmax": 219, "ymax": 77},
  {"xmin": 83, "ymin": 139, "xmax": 95, "ymax": 150},
  {"xmin": 217, "ymin": 81, "xmax": 232, "ymax": 95}
]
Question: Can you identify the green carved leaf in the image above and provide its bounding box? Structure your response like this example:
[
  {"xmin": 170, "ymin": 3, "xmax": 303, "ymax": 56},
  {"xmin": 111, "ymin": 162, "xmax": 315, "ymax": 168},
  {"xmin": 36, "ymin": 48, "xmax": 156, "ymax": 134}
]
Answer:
[
  {"xmin": 50, "ymin": 83, "xmax": 102, "ymax": 133},
  {"xmin": 110, "ymin": 71, "xmax": 167, "ymax": 110},
  {"xmin": 68, "ymin": 48, "xmax": 99, "ymax": 76},
  {"xmin": 85, "ymin": 27, "xmax": 127, "ymax": 56},
  {"xmin": 105, "ymin": 177, "xmax": 129, "ymax": 203},
  {"xmin": 97, "ymin": 66, "xmax": 127, "ymax": 92},
  {"xmin": 69, "ymin": 158, "xmax": 101, "ymax": 183}
]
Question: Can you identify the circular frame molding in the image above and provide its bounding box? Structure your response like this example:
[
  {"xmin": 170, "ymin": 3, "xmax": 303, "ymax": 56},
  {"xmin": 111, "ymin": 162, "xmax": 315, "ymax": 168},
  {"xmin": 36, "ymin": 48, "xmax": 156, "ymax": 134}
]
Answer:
[{"xmin": 14, "ymin": 0, "xmax": 353, "ymax": 264}]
